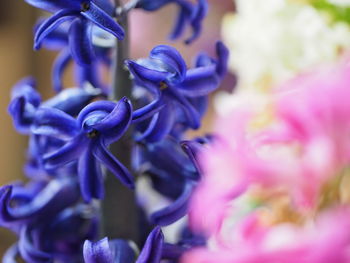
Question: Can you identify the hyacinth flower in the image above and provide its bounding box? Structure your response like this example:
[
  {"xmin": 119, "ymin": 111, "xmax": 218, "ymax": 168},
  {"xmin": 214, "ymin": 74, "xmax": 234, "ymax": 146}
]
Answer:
[
  {"xmin": 136, "ymin": 0, "xmax": 208, "ymax": 44},
  {"xmin": 83, "ymin": 227, "xmax": 163, "ymax": 263},
  {"xmin": 128, "ymin": 42, "xmax": 228, "ymax": 143},
  {"xmin": 35, "ymin": 20, "xmax": 114, "ymax": 92},
  {"xmin": 8, "ymin": 77, "xmax": 41, "ymax": 134},
  {"xmin": 28, "ymin": 0, "xmax": 124, "ymax": 65},
  {"xmin": 24, "ymin": 134, "xmax": 80, "ymax": 180},
  {"xmin": 34, "ymin": 98, "xmax": 134, "ymax": 201},
  {"xmin": 8, "ymin": 78, "xmax": 102, "ymax": 135},
  {"xmin": 134, "ymin": 137, "xmax": 208, "ymax": 226},
  {"xmin": 0, "ymin": 178, "xmax": 80, "ymax": 229},
  {"xmin": 133, "ymin": 137, "xmax": 198, "ymax": 199},
  {"xmin": 3, "ymin": 203, "xmax": 98, "ymax": 262},
  {"xmin": 150, "ymin": 138, "xmax": 208, "ymax": 226},
  {"xmin": 42, "ymin": 86, "xmax": 103, "ymax": 116}
]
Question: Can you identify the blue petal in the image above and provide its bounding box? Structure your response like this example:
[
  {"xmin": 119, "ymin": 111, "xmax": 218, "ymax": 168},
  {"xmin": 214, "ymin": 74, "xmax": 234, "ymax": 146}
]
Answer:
[
  {"xmin": 93, "ymin": 141, "xmax": 134, "ymax": 189},
  {"xmin": 78, "ymin": 146, "xmax": 104, "ymax": 202},
  {"xmin": 162, "ymin": 243, "xmax": 186, "ymax": 260},
  {"xmin": 139, "ymin": 138, "xmax": 197, "ymax": 183},
  {"xmin": 32, "ymin": 107, "xmax": 79, "ymax": 140},
  {"xmin": 8, "ymin": 97, "xmax": 35, "ymax": 134},
  {"xmin": 84, "ymin": 238, "xmax": 137, "ymax": 263},
  {"xmin": 69, "ymin": 18, "xmax": 95, "ymax": 65},
  {"xmin": 180, "ymin": 140, "xmax": 203, "ymax": 175},
  {"xmin": 151, "ymin": 182, "xmax": 195, "ymax": 226},
  {"xmin": 185, "ymin": 0, "xmax": 208, "ymax": 44},
  {"xmin": 93, "ymin": 0, "xmax": 115, "ymax": 16},
  {"xmin": 168, "ymin": 1, "xmax": 192, "ymax": 41},
  {"xmin": 78, "ymin": 101, "xmax": 115, "ymax": 126},
  {"xmin": 136, "ymin": 103, "xmax": 175, "ymax": 143},
  {"xmin": 136, "ymin": 0, "xmax": 172, "ymax": 11},
  {"xmin": 3, "ymin": 243, "xmax": 20, "ymax": 263},
  {"xmin": 0, "ymin": 179, "xmax": 79, "ymax": 225},
  {"xmin": 150, "ymin": 45, "xmax": 187, "ymax": 84},
  {"xmin": 43, "ymin": 87, "xmax": 102, "ymax": 116},
  {"xmin": 34, "ymin": 9, "xmax": 78, "ymax": 50},
  {"xmin": 34, "ymin": 18, "xmax": 69, "ymax": 50},
  {"xmin": 43, "ymin": 134, "xmax": 87, "ymax": 169},
  {"xmin": 109, "ymin": 239, "xmax": 136, "ymax": 263},
  {"xmin": 75, "ymin": 63, "xmax": 101, "ymax": 88},
  {"xmin": 0, "ymin": 186, "xmax": 13, "ymax": 224},
  {"xmin": 136, "ymin": 227, "xmax": 164, "ymax": 263},
  {"xmin": 81, "ymin": 2, "xmax": 125, "ymax": 40},
  {"xmin": 194, "ymin": 53, "xmax": 214, "ymax": 68},
  {"xmin": 125, "ymin": 60, "xmax": 170, "ymax": 91},
  {"xmin": 24, "ymin": 0, "xmax": 82, "ymax": 12},
  {"xmin": 11, "ymin": 181, "xmax": 46, "ymax": 203},
  {"xmin": 11, "ymin": 77, "xmax": 41, "ymax": 107},
  {"xmin": 47, "ymin": 204, "xmax": 99, "ymax": 254},
  {"xmin": 215, "ymin": 41, "xmax": 229, "ymax": 79},
  {"xmin": 188, "ymin": 96, "xmax": 208, "ymax": 117},
  {"xmin": 8, "ymin": 78, "xmax": 41, "ymax": 133},
  {"xmin": 175, "ymin": 65, "xmax": 219, "ymax": 97},
  {"xmin": 132, "ymin": 98, "xmax": 165, "ymax": 123},
  {"xmin": 167, "ymin": 89, "xmax": 200, "ymax": 129},
  {"xmin": 18, "ymin": 227, "xmax": 51, "ymax": 263},
  {"xmin": 89, "ymin": 97, "xmax": 132, "ymax": 134},
  {"xmin": 83, "ymin": 238, "xmax": 114, "ymax": 263},
  {"xmin": 52, "ymin": 48, "xmax": 72, "ymax": 92}
]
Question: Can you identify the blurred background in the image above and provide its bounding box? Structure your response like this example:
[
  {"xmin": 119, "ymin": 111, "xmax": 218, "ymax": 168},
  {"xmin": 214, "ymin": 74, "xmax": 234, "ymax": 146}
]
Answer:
[{"xmin": 0, "ymin": 0, "xmax": 234, "ymax": 256}]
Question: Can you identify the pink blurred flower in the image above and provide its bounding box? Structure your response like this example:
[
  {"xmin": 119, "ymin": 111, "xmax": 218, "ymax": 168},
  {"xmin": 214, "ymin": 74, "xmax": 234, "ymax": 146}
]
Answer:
[
  {"xmin": 183, "ymin": 207, "xmax": 350, "ymax": 263},
  {"xmin": 189, "ymin": 57, "xmax": 350, "ymax": 237}
]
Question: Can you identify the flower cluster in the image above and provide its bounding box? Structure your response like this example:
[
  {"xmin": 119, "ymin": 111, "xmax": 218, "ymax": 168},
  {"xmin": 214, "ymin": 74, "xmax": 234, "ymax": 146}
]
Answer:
[
  {"xmin": 1, "ymin": 0, "xmax": 231, "ymax": 262},
  {"xmin": 183, "ymin": 57, "xmax": 350, "ymax": 262}
]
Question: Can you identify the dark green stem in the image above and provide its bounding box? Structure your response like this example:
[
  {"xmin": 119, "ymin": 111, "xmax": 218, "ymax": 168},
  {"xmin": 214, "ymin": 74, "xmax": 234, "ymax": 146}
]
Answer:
[{"xmin": 101, "ymin": 0, "xmax": 138, "ymax": 242}]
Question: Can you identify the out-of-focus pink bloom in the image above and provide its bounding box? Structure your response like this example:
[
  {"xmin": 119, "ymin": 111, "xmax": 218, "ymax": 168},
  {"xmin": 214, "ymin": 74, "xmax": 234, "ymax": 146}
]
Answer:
[
  {"xmin": 183, "ymin": 207, "xmax": 350, "ymax": 263},
  {"xmin": 189, "ymin": 58, "xmax": 350, "ymax": 236},
  {"xmin": 274, "ymin": 59, "xmax": 350, "ymax": 206}
]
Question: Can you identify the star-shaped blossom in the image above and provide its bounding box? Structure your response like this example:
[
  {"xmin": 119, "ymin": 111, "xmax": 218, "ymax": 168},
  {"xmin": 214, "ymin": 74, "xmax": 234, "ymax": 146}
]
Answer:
[
  {"xmin": 29, "ymin": 0, "xmax": 124, "ymax": 65},
  {"xmin": 0, "ymin": 178, "xmax": 80, "ymax": 229},
  {"xmin": 34, "ymin": 98, "xmax": 134, "ymax": 201},
  {"xmin": 8, "ymin": 78, "xmax": 102, "ymax": 134},
  {"xmin": 3, "ymin": 202, "xmax": 98, "ymax": 263},
  {"xmin": 127, "ymin": 42, "xmax": 228, "ymax": 143},
  {"xmin": 136, "ymin": 0, "xmax": 208, "ymax": 44}
]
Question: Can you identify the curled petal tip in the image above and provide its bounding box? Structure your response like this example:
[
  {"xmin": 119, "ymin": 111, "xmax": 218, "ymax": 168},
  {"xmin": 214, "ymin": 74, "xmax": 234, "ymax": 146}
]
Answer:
[
  {"xmin": 0, "ymin": 185, "xmax": 12, "ymax": 200},
  {"xmin": 122, "ymin": 96, "xmax": 130, "ymax": 103}
]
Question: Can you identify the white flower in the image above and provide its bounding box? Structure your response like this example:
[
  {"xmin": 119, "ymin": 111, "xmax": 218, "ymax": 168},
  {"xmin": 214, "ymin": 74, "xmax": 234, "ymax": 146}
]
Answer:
[{"xmin": 221, "ymin": 0, "xmax": 350, "ymax": 93}]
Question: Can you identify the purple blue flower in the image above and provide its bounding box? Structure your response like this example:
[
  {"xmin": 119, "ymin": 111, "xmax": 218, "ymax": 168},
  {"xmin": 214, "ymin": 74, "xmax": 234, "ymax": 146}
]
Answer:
[
  {"xmin": 136, "ymin": 0, "xmax": 208, "ymax": 44},
  {"xmin": 34, "ymin": 98, "xmax": 134, "ymax": 201},
  {"xmin": 28, "ymin": 0, "xmax": 123, "ymax": 65},
  {"xmin": 128, "ymin": 42, "xmax": 228, "ymax": 143}
]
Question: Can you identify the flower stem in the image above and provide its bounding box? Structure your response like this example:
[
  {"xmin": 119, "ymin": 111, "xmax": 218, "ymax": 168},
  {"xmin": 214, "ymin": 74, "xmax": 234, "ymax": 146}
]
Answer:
[{"xmin": 101, "ymin": 0, "xmax": 139, "ymax": 243}]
